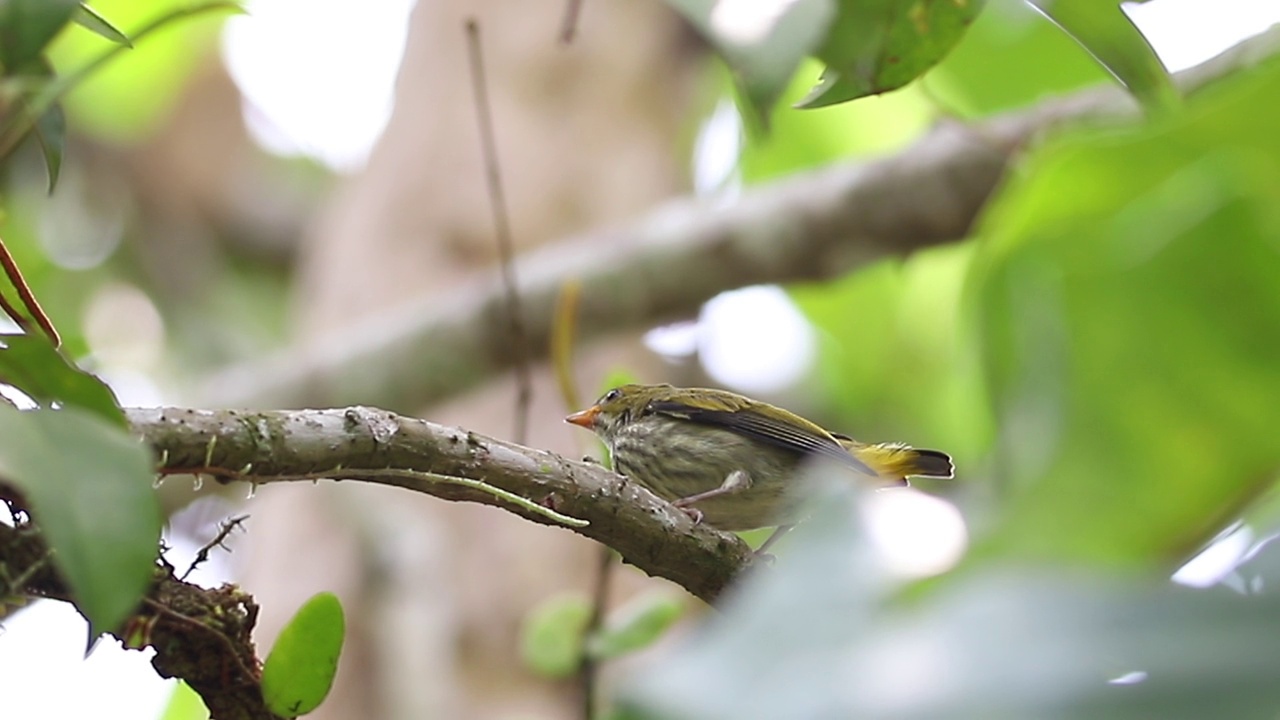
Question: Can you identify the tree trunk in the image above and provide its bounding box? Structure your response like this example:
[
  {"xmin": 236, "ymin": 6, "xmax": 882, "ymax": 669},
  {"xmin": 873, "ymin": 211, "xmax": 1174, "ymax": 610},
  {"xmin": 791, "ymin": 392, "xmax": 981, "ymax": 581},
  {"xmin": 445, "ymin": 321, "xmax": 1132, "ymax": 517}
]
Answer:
[{"xmin": 239, "ymin": 2, "xmax": 703, "ymax": 717}]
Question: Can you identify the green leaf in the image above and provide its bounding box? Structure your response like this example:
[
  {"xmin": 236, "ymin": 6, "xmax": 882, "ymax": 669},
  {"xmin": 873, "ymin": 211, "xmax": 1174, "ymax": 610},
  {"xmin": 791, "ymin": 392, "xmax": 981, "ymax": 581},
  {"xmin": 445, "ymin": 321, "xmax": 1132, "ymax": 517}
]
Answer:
[
  {"xmin": 0, "ymin": 2, "xmax": 243, "ymax": 156},
  {"xmin": 73, "ymin": 4, "xmax": 132, "ymax": 47},
  {"xmin": 0, "ymin": 0, "xmax": 79, "ymax": 70},
  {"xmin": 160, "ymin": 681, "xmax": 209, "ymax": 720},
  {"xmin": 587, "ymin": 592, "xmax": 683, "ymax": 661},
  {"xmin": 926, "ymin": 1, "xmax": 1112, "ymax": 116},
  {"xmin": 1028, "ymin": 0, "xmax": 1178, "ymax": 114},
  {"xmin": 665, "ymin": 0, "xmax": 835, "ymax": 128},
  {"xmin": 791, "ymin": 244, "xmax": 989, "ymax": 462},
  {"xmin": 31, "ymin": 101, "xmax": 64, "ymax": 192},
  {"xmin": 0, "ymin": 404, "xmax": 160, "ymax": 632},
  {"xmin": 3, "ymin": 55, "xmax": 67, "ymax": 192},
  {"xmin": 797, "ymin": 0, "xmax": 985, "ymax": 108},
  {"xmin": 967, "ymin": 50, "xmax": 1280, "ymax": 564},
  {"xmin": 0, "ymin": 334, "xmax": 125, "ymax": 427},
  {"xmin": 520, "ymin": 593, "xmax": 591, "ymax": 678},
  {"xmin": 262, "ymin": 591, "xmax": 346, "ymax": 719}
]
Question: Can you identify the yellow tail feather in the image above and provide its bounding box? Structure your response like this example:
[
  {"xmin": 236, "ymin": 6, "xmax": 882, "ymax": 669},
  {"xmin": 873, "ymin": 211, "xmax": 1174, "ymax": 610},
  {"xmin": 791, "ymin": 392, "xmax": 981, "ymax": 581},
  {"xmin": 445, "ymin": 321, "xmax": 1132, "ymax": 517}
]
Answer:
[{"xmin": 837, "ymin": 438, "xmax": 954, "ymax": 482}]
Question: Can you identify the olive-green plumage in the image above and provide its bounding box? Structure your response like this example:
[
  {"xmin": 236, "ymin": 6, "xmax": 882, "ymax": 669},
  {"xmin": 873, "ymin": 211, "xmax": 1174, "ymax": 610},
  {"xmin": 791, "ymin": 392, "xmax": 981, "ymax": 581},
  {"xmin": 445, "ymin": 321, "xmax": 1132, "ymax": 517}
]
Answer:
[{"xmin": 565, "ymin": 384, "xmax": 953, "ymax": 531}]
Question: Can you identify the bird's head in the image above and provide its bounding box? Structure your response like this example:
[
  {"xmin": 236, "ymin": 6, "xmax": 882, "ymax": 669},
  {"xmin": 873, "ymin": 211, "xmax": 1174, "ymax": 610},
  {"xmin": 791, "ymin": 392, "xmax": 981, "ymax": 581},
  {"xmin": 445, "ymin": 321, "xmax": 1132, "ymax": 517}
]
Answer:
[{"xmin": 565, "ymin": 383, "xmax": 670, "ymax": 440}]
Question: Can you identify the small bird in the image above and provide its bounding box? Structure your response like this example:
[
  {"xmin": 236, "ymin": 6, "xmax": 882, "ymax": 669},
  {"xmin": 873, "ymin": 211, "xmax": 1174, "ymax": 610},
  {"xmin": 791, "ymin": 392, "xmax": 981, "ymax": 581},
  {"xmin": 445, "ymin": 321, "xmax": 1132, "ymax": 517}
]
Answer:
[{"xmin": 566, "ymin": 384, "xmax": 952, "ymax": 549}]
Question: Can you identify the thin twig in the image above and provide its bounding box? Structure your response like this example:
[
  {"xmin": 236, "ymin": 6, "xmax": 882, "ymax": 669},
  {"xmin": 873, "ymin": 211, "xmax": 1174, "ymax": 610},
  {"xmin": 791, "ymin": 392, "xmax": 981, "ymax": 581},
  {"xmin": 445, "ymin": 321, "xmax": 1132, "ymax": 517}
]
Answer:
[
  {"xmin": 2, "ymin": 547, "xmax": 54, "ymax": 597},
  {"xmin": 579, "ymin": 545, "xmax": 615, "ymax": 719},
  {"xmin": 349, "ymin": 467, "xmax": 590, "ymax": 527},
  {"xmin": 181, "ymin": 514, "xmax": 249, "ymax": 581},
  {"xmin": 559, "ymin": 0, "xmax": 585, "ymax": 44},
  {"xmin": 552, "ymin": 279, "xmax": 583, "ymax": 413},
  {"xmin": 0, "ymin": 236, "xmax": 60, "ymax": 347},
  {"xmin": 465, "ymin": 18, "xmax": 533, "ymax": 445},
  {"xmin": 0, "ymin": 291, "xmax": 34, "ymax": 335},
  {"xmin": 551, "ymin": 273, "xmax": 612, "ymax": 715},
  {"xmin": 161, "ymin": 463, "xmax": 590, "ymax": 529}
]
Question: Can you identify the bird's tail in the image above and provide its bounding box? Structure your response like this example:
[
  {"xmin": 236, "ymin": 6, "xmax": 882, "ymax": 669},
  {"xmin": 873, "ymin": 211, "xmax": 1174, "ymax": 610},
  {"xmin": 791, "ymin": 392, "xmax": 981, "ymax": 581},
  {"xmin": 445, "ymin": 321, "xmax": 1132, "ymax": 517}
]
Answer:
[{"xmin": 835, "ymin": 436, "xmax": 954, "ymax": 483}]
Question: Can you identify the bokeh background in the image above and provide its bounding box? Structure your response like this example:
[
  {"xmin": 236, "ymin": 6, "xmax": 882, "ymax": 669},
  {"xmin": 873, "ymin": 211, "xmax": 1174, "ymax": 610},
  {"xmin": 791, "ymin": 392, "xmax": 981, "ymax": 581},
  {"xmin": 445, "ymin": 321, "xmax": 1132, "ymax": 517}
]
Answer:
[{"xmin": 1, "ymin": 0, "xmax": 1279, "ymax": 718}]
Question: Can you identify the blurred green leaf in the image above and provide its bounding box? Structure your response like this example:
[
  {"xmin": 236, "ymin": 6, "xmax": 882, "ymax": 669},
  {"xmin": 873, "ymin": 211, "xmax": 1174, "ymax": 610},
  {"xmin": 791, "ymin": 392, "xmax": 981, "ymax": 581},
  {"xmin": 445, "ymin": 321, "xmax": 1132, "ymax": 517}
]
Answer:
[
  {"xmin": 45, "ymin": 1, "xmax": 242, "ymax": 142},
  {"xmin": 73, "ymin": 4, "xmax": 132, "ymax": 47},
  {"xmin": 0, "ymin": 333, "xmax": 124, "ymax": 427},
  {"xmin": 0, "ymin": 0, "xmax": 79, "ymax": 71},
  {"xmin": 736, "ymin": 58, "xmax": 933, "ymax": 183},
  {"xmin": 159, "ymin": 681, "xmax": 209, "ymax": 720},
  {"xmin": 588, "ymin": 592, "xmax": 684, "ymax": 661},
  {"xmin": 31, "ymin": 99, "xmax": 64, "ymax": 192},
  {"xmin": 520, "ymin": 593, "xmax": 591, "ymax": 678},
  {"xmin": 621, "ymin": 486, "xmax": 1280, "ymax": 719},
  {"xmin": 665, "ymin": 0, "xmax": 835, "ymax": 129},
  {"xmin": 791, "ymin": 244, "xmax": 990, "ymax": 464},
  {"xmin": 0, "ymin": 404, "xmax": 160, "ymax": 632},
  {"xmin": 927, "ymin": 1, "xmax": 1111, "ymax": 116},
  {"xmin": 261, "ymin": 591, "xmax": 345, "ymax": 719},
  {"xmin": 1028, "ymin": 0, "xmax": 1178, "ymax": 114},
  {"xmin": 797, "ymin": 0, "xmax": 985, "ymax": 108},
  {"xmin": 968, "ymin": 51, "xmax": 1280, "ymax": 563}
]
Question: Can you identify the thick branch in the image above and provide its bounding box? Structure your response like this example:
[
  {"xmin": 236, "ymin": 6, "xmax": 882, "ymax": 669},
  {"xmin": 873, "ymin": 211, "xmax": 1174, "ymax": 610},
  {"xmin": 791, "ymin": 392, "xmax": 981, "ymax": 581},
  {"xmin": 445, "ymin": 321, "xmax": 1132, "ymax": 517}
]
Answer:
[
  {"xmin": 201, "ymin": 29, "xmax": 1280, "ymax": 411},
  {"xmin": 128, "ymin": 407, "xmax": 753, "ymax": 604}
]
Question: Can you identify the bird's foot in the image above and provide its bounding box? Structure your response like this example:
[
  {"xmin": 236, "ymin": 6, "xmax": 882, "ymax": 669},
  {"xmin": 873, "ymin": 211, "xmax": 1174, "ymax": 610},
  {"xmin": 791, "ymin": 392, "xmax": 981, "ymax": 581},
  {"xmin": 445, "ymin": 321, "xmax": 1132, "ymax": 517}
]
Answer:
[{"xmin": 672, "ymin": 501, "xmax": 704, "ymax": 525}]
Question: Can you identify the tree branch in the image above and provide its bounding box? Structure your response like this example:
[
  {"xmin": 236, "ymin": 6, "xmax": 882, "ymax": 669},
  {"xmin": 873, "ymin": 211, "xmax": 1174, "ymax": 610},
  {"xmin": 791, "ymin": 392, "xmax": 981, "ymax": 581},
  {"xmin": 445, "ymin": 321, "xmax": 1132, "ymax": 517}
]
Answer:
[
  {"xmin": 201, "ymin": 27, "xmax": 1280, "ymax": 412},
  {"xmin": 128, "ymin": 407, "xmax": 753, "ymax": 604}
]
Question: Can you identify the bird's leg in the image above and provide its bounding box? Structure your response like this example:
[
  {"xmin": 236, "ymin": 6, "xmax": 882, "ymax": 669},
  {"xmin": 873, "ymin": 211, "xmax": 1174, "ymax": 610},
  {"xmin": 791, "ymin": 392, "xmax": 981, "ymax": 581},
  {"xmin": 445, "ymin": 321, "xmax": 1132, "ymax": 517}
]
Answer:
[{"xmin": 672, "ymin": 469, "xmax": 752, "ymax": 523}]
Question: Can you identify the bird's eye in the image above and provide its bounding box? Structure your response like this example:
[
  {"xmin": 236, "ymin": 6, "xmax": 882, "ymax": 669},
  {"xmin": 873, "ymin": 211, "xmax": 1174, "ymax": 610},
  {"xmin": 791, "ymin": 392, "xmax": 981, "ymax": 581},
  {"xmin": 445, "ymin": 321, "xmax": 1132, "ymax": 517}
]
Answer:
[{"xmin": 602, "ymin": 388, "xmax": 621, "ymax": 404}]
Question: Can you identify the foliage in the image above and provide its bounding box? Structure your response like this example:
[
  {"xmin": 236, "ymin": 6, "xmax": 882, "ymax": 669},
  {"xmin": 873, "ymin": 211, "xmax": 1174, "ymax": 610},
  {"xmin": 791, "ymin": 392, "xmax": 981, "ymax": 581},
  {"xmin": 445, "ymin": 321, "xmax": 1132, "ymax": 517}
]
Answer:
[
  {"xmin": 618, "ymin": 21, "xmax": 1280, "ymax": 719},
  {"xmin": 0, "ymin": 1, "xmax": 240, "ymax": 191},
  {"xmin": 521, "ymin": 591, "xmax": 685, "ymax": 678},
  {"xmin": 0, "ymin": 402, "xmax": 158, "ymax": 632},
  {"xmin": 261, "ymin": 591, "xmax": 346, "ymax": 719},
  {"xmin": 1, "ymin": 0, "xmax": 1277, "ymax": 717},
  {"xmin": 619, "ymin": 486, "xmax": 1280, "ymax": 719},
  {"xmin": 665, "ymin": 0, "xmax": 1173, "ymax": 127}
]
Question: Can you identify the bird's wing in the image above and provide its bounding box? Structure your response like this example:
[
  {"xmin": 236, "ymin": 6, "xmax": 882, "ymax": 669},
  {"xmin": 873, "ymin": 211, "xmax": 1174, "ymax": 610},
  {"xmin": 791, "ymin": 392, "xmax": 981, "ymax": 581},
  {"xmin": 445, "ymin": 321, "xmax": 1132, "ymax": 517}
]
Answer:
[{"xmin": 646, "ymin": 400, "xmax": 876, "ymax": 476}]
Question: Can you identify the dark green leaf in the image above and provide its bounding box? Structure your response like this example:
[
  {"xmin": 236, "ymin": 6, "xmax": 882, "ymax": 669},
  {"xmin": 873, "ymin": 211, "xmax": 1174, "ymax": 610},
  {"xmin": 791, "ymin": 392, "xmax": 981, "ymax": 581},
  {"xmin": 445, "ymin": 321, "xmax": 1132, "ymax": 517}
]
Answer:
[
  {"xmin": 520, "ymin": 593, "xmax": 591, "ymax": 678},
  {"xmin": 262, "ymin": 591, "xmax": 345, "ymax": 718},
  {"xmin": 73, "ymin": 4, "xmax": 132, "ymax": 47},
  {"xmin": 0, "ymin": 0, "xmax": 80, "ymax": 70},
  {"xmin": 0, "ymin": 2, "xmax": 244, "ymax": 161},
  {"xmin": 31, "ymin": 101, "xmax": 64, "ymax": 192},
  {"xmin": 0, "ymin": 334, "xmax": 125, "ymax": 427},
  {"xmin": 797, "ymin": 0, "xmax": 984, "ymax": 108},
  {"xmin": 665, "ymin": 0, "xmax": 835, "ymax": 128},
  {"xmin": 587, "ymin": 592, "xmax": 683, "ymax": 661},
  {"xmin": 1028, "ymin": 0, "xmax": 1178, "ymax": 114},
  {"xmin": 0, "ymin": 404, "xmax": 160, "ymax": 632}
]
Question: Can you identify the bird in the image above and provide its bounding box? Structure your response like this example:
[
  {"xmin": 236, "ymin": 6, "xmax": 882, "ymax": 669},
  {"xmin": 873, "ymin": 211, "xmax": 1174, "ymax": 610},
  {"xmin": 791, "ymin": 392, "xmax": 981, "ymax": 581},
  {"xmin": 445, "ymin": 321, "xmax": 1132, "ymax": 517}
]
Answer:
[{"xmin": 565, "ymin": 383, "xmax": 953, "ymax": 551}]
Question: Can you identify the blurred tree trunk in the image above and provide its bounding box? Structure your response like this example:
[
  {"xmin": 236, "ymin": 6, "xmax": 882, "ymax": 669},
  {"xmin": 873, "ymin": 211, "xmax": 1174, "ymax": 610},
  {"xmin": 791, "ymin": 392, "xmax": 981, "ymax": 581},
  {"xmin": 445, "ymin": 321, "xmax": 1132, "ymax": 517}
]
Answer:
[{"xmin": 240, "ymin": 1, "xmax": 703, "ymax": 717}]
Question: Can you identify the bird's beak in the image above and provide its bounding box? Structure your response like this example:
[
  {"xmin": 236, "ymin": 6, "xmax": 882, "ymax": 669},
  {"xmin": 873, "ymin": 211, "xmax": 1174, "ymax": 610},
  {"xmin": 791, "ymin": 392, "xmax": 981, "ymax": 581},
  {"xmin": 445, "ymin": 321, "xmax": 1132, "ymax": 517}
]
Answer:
[{"xmin": 565, "ymin": 406, "xmax": 600, "ymax": 428}]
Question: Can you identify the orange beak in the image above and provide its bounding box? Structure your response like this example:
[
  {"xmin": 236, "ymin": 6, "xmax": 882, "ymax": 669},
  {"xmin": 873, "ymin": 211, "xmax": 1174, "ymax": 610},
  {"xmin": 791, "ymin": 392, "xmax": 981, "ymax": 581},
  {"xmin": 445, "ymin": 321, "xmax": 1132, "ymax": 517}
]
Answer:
[{"xmin": 565, "ymin": 405, "xmax": 600, "ymax": 428}]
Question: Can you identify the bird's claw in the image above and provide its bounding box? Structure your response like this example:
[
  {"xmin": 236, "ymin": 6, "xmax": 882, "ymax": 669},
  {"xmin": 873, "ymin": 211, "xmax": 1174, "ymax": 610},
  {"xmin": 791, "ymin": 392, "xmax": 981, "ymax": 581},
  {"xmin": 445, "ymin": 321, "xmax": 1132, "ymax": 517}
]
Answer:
[{"xmin": 672, "ymin": 502, "xmax": 704, "ymax": 525}]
